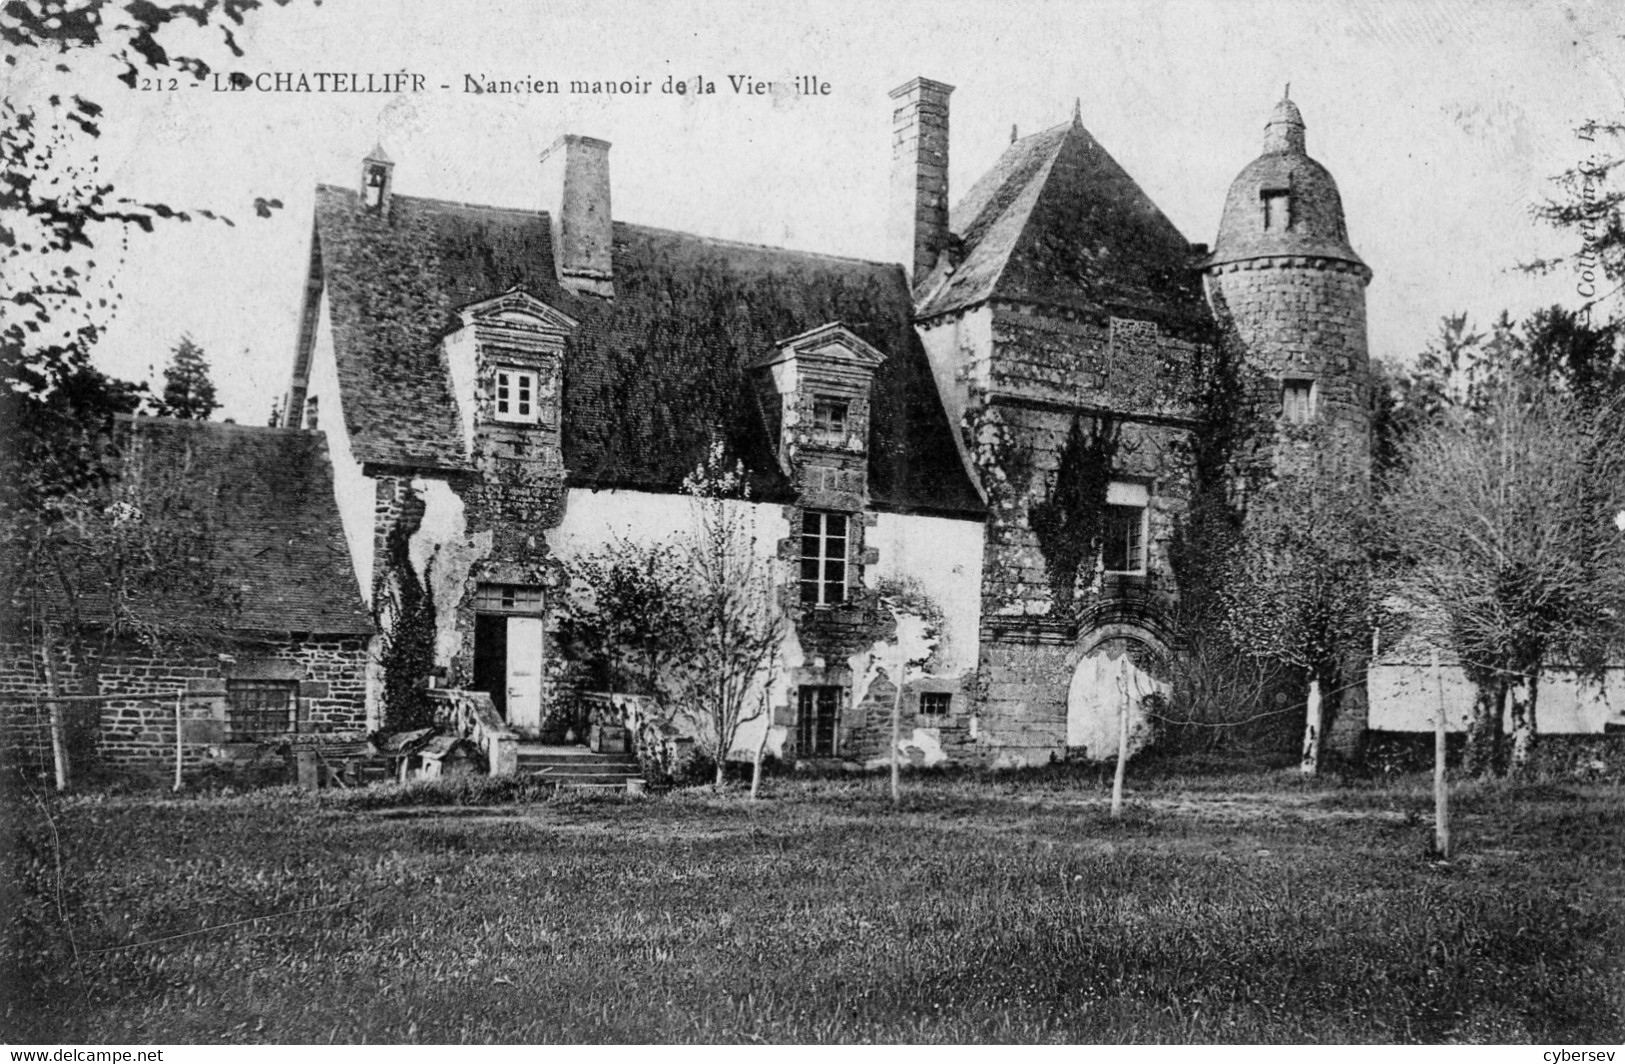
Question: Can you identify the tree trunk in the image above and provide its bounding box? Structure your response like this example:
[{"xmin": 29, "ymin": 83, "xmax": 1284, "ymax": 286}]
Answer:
[
  {"xmin": 1299, "ymin": 677, "xmax": 1322, "ymax": 776},
  {"xmin": 1462, "ymin": 677, "xmax": 1507, "ymax": 778},
  {"xmin": 1509, "ymin": 671, "xmax": 1539, "ymax": 774},
  {"xmin": 750, "ymin": 717, "xmax": 769, "ymax": 800}
]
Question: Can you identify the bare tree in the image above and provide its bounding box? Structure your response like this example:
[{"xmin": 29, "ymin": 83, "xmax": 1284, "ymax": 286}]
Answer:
[
  {"xmin": 669, "ymin": 443, "xmax": 787, "ymax": 790},
  {"xmin": 1219, "ymin": 464, "xmax": 1373, "ymax": 774},
  {"xmin": 1379, "ymin": 382, "xmax": 1625, "ymax": 774}
]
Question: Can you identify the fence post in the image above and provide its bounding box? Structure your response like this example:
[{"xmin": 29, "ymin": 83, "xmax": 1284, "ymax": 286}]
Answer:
[
  {"xmin": 1432, "ymin": 649, "xmax": 1451, "ymax": 859},
  {"xmin": 40, "ymin": 643, "xmax": 70, "ymax": 792},
  {"xmin": 173, "ymin": 690, "xmax": 184, "ymax": 792}
]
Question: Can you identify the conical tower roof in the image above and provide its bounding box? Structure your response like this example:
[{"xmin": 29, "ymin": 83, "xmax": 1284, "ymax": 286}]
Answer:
[
  {"xmin": 1209, "ymin": 93, "xmax": 1366, "ymax": 272},
  {"xmin": 915, "ymin": 112, "xmax": 1209, "ymax": 327}
]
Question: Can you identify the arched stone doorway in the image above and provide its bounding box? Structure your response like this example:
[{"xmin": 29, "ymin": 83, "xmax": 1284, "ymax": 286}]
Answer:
[{"xmin": 1065, "ymin": 625, "xmax": 1171, "ymax": 761}]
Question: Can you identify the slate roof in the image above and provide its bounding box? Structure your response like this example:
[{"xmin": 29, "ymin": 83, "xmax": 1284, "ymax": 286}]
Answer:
[
  {"xmin": 1209, "ymin": 99, "xmax": 1366, "ymax": 271},
  {"xmin": 113, "ymin": 417, "xmax": 374, "ymax": 635},
  {"xmin": 308, "ymin": 185, "xmax": 984, "ymax": 517},
  {"xmin": 914, "ymin": 118, "xmax": 1212, "ymax": 332}
]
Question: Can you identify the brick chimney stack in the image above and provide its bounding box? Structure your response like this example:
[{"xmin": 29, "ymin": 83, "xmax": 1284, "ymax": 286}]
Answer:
[
  {"xmin": 887, "ymin": 77, "xmax": 954, "ymax": 289},
  {"xmin": 539, "ymin": 134, "xmax": 614, "ymax": 299}
]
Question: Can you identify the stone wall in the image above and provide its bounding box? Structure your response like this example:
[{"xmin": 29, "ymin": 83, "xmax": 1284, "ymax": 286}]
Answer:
[
  {"xmin": 1, "ymin": 633, "xmax": 369, "ymax": 777},
  {"xmin": 975, "ymin": 624, "xmax": 1075, "ymax": 766},
  {"xmin": 1204, "ymin": 257, "xmax": 1371, "ymax": 483},
  {"xmin": 954, "ymin": 303, "xmax": 1202, "ymax": 766}
]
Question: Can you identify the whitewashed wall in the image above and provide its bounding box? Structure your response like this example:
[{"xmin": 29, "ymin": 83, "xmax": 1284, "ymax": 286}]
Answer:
[
  {"xmin": 866, "ymin": 510, "xmax": 984, "ymax": 674},
  {"xmin": 1369, "ymin": 664, "xmax": 1625, "ymax": 733},
  {"xmin": 550, "ymin": 487, "xmax": 794, "ymax": 759}
]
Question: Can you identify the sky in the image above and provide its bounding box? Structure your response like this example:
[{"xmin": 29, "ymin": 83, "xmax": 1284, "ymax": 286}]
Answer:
[{"xmin": 7, "ymin": 0, "xmax": 1622, "ymax": 422}]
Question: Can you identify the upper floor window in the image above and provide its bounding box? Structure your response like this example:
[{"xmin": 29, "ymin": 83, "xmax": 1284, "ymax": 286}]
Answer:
[
  {"xmin": 493, "ymin": 368, "xmax": 539, "ymax": 424},
  {"xmin": 1262, "ymin": 188, "xmax": 1292, "ymax": 230},
  {"xmin": 811, "ymin": 397, "xmax": 849, "ymax": 443},
  {"xmin": 1102, "ymin": 481, "xmax": 1149, "ymax": 576},
  {"xmin": 799, "ymin": 511, "xmax": 849, "ymax": 606},
  {"xmin": 1281, "ymin": 378, "xmax": 1316, "ymax": 423}
]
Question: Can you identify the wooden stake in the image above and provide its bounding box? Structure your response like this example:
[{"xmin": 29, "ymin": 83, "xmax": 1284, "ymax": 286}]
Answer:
[
  {"xmin": 40, "ymin": 640, "xmax": 69, "ymax": 793},
  {"xmin": 173, "ymin": 690, "xmax": 184, "ymax": 792},
  {"xmin": 889, "ymin": 660, "xmax": 903, "ymax": 805},
  {"xmin": 1433, "ymin": 649, "xmax": 1451, "ymax": 859},
  {"xmin": 1111, "ymin": 672, "xmax": 1128, "ymax": 818}
]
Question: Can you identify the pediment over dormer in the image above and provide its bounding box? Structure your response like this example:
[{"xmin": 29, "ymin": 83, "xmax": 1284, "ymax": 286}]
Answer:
[
  {"xmin": 748, "ymin": 321, "xmax": 889, "ymax": 491},
  {"xmin": 456, "ymin": 286, "xmax": 579, "ymax": 336},
  {"xmin": 750, "ymin": 321, "xmax": 888, "ymax": 372}
]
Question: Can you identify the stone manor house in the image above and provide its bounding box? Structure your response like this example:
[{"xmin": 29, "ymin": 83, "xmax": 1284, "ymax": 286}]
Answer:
[
  {"xmin": 6, "ymin": 76, "xmax": 1395, "ymax": 773},
  {"xmin": 272, "ymin": 75, "xmax": 1374, "ymax": 770}
]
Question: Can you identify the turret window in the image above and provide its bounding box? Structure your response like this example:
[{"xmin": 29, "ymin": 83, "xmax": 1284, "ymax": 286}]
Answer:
[
  {"xmin": 1281, "ymin": 378, "xmax": 1316, "ymax": 423},
  {"xmin": 1261, "ymin": 188, "xmax": 1292, "ymax": 230}
]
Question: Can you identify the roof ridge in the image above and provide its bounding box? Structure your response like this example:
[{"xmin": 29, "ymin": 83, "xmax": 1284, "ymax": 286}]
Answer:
[
  {"xmin": 314, "ymin": 183, "xmax": 548, "ymax": 219},
  {"xmin": 120, "ymin": 413, "xmax": 309, "ymax": 435},
  {"xmin": 313, "ymin": 184, "xmax": 898, "ymax": 271},
  {"xmin": 616, "ymin": 220, "xmax": 900, "ymax": 271}
]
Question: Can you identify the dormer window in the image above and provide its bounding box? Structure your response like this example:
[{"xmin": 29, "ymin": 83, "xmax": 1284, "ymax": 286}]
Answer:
[
  {"xmin": 1262, "ymin": 188, "xmax": 1292, "ymax": 230},
  {"xmin": 494, "ymin": 367, "xmax": 539, "ymax": 424},
  {"xmin": 1281, "ymin": 378, "xmax": 1316, "ymax": 423},
  {"xmin": 812, "ymin": 397, "xmax": 849, "ymax": 443}
]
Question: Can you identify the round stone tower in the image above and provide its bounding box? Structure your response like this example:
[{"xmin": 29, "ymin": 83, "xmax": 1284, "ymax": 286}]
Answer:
[{"xmin": 1205, "ymin": 93, "xmax": 1372, "ymax": 484}]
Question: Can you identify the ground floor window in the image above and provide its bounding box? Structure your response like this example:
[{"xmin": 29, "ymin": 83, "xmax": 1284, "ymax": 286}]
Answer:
[
  {"xmin": 918, "ymin": 691, "xmax": 952, "ymax": 717},
  {"xmin": 797, "ymin": 684, "xmax": 842, "ymax": 757},
  {"xmin": 227, "ymin": 680, "xmax": 298, "ymax": 741}
]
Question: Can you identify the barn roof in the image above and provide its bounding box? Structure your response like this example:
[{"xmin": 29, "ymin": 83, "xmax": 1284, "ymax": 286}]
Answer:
[{"xmin": 112, "ymin": 417, "xmax": 374, "ymax": 636}]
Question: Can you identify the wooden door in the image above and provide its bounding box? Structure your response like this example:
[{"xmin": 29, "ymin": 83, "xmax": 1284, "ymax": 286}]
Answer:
[{"xmin": 505, "ymin": 615, "xmax": 544, "ymax": 734}]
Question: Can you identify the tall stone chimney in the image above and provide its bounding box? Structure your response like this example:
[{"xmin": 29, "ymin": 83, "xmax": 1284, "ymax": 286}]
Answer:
[
  {"xmin": 887, "ymin": 77, "xmax": 954, "ymax": 288},
  {"xmin": 539, "ymin": 134, "xmax": 614, "ymax": 299}
]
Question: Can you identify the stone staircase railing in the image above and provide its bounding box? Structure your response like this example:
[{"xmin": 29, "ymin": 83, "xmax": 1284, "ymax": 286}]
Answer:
[{"xmin": 427, "ymin": 688, "xmax": 517, "ymax": 776}]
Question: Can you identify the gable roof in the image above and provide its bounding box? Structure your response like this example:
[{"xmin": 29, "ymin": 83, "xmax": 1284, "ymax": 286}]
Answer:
[
  {"xmin": 114, "ymin": 417, "xmax": 374, "ymax": 636},
  {"xmin": 915, "ymin": 118, "xmax": 1212, "ymax": 331},
  {"xmin": 307, "ymin": 185, "xmax": 984, "ymax": 517}
]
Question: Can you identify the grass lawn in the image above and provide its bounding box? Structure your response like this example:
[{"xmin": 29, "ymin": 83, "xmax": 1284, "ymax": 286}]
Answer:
[{"xmin": 3, "ymin": 767, "xmax": 1622, "ymax": 1044}]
